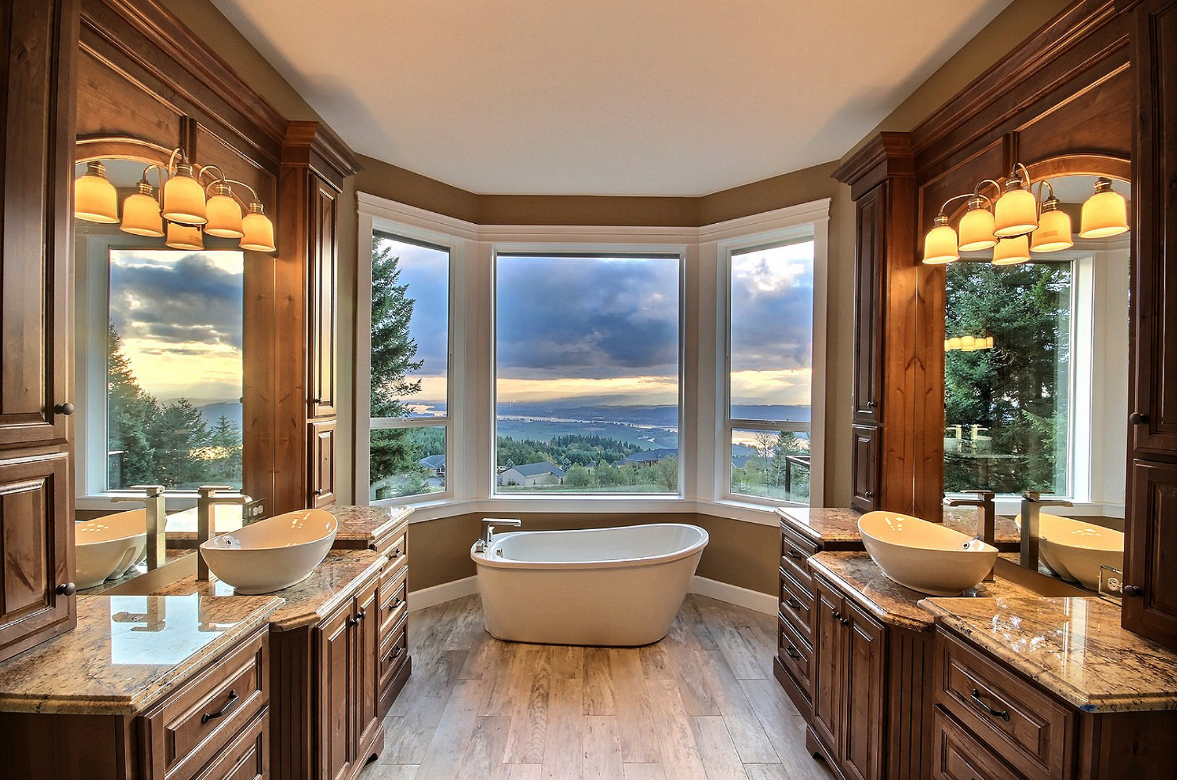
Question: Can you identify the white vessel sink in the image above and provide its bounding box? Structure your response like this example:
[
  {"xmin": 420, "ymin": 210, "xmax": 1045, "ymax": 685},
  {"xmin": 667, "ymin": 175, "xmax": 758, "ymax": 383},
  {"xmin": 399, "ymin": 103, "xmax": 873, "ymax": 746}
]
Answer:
[
  {"xmin": 1017, "ymin": 512, "xmax": 1124, "ymax": 591},
  {"xmin": 199, "ymin": 509, "xmax": 337, "ymax": 594},
  {"xmin": 858, "ymin": 511, "xmax": 998, "ymax": 596},
  {"xmin": 76, "ymin": 509, "xmax": 148, "ymax": 589}
]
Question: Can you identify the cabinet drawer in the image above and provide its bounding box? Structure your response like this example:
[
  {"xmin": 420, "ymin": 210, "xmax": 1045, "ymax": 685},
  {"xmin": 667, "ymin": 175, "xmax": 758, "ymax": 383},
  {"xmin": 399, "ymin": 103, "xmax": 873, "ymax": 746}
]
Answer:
[
  {"xmin": 779, "ymin": 526, "xmax": 816, "ymax": 589},
  {"xmin": 384, "ymin": 534, "xmax": 407, "ymax": 569},
  {"xmin": 379, "ymin": 614, "xmax": 409, "ymax": 688},
  {"xmin": 779, "ymin": 566, "xmax": 814, "ymax": 645},
  {"xmin": 379, "ymin": 564, "xmax": 408, "ymax": 641},
  {"xmin": 777, "ymin": 614, "xmax": 812, "ymax": 702},
  {"xmin": 932, "ymin": 706, "xmax": 1025, "ymax": 780},
  {"xmin": 935, "ymin": 629, "xmax": 1072, "ymax": 780},
  {"xmin": 189, "ymin": 710, "xmax": 268, "ymax": 780},
  {"xmin": 141, "ymin": 628, "xmax": 268, "ymax": 780}
]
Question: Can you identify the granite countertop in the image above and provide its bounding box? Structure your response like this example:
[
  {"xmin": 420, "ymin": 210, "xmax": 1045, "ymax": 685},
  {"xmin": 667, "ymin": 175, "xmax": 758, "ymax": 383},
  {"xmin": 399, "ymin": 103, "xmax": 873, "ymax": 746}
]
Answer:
[
  {"xmin": 0, "ymin": 593, "xmax": 281, "ymax": 715},
  {"xmin": 79, "ymin": 549, "xmax": 195, "ymax": 597},
  {"xmin": 807, "ymin": 552, "xmax": 1042, "ymax": 631},
  {"xmin": 151, "ymin": 549, "xmax": 389, "ymax": 632},
  {"xmin": 923, "ymin": 595, "xmax": 1177, "ymax": 713},
  {"xmin": 329, "ymin": 504, "xmax": 413, "ymax": 547},
  {"xmin": 777, "ymin": 506, "xmax": 1021, "ymax": 547}
]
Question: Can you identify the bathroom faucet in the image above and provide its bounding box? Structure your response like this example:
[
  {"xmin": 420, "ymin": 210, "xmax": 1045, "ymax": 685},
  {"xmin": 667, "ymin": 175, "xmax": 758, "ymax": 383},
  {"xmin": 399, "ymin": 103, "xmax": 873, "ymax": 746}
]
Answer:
[
  {"xmin": 112, "ymin": 484, "xmax": 167, "ymax": 571},
  {"xmin": 1019, "ymin": 491, "xmax": 1072, "ymax": 573},
  {"xmin": 476, "ymin": 518, "xmax": 521, "ymax": 552},
  {"xmin": 944, "ymin": 489, "xmax": 997, "ymax": 581},
  {"xmin": 196, "ymin": 485, "xmax": 252, "ymax": 581}
]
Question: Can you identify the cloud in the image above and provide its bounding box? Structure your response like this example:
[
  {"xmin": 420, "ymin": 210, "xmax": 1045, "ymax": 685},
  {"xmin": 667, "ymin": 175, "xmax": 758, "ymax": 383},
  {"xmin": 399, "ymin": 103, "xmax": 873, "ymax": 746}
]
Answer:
[
  {"xmin": 375, "ymin": 237, "xmax": 450, "ymax": 378},
  {"xmin": 729, "ymin": 242, "xmax": 814, "ymax": 374}
]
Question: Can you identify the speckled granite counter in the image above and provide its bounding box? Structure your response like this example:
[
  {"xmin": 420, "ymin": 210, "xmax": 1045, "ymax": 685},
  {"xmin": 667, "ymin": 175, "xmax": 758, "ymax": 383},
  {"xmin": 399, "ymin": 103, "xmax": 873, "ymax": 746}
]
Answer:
[
  {"xmin": 0, "ymin": 593, "xmax": 280, "ymax": 715},
  {"xmin": 777, "ymin": 506, "xmax": 1021, "ymax": 547},
  {"xmin": 151, "ymin": 549, "xmax": 389, "ymax": 631},
  {"xmin": 923, "ymin": 595, "xmax": 1177, "ymax": 712},
  {"xmin": 329, "ymin": 504, "xmax": 413, "ymax": 549}
]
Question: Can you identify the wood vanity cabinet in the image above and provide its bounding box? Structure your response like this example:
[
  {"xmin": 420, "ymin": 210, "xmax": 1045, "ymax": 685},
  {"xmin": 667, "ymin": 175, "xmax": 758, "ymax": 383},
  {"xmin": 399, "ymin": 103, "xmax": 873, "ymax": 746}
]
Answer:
[
  {"xmin": 774, "ymin": 524, "xmax": 820, "ymax": 718},
  {"xmin": 0, "ymin": 0, "xmax": 80, "ymax": 663}
]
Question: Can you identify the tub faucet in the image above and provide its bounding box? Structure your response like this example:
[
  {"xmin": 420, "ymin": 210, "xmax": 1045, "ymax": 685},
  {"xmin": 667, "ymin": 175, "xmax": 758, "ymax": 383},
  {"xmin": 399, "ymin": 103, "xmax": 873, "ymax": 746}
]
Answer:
[
  {"xmin": 196, "ymin": 485, "xmax": 252, "ymax": 581},
  {"xmin": 944, "ymin": 490, "xmax": 997, "ymax": 581},
  {"xmin": 1020, "ymin": 491, "xmax": 1072, "ymax": 573},
  {"xmin": 112, "ymin": 485, "xmax": 167, "ymax": 571},
  {"xmin": 477, "ymin": 518, "xmax": 521, "ymax": 552}
]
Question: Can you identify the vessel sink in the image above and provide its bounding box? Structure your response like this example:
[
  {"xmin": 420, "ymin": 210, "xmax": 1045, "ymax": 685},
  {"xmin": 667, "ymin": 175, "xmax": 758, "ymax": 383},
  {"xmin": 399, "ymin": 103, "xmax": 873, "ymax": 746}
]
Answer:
[
  {"xmin": 858, "ymin": 511, "xmax": 999, "ymax": 596},
  {"xmin": 1017, "ymin": 512, "xmax": 1124, "ymax": 591},
  {"xmin": 76, "ymin": 509, "xmax": 148, "ymax": 589},
  {"xmin": 199, "ymin": 509, "xmax": 337, "ymax": 594}
]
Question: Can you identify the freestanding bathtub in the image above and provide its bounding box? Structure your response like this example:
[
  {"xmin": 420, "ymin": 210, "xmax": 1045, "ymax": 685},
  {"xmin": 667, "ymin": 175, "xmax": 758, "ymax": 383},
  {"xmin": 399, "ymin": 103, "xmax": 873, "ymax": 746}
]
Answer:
[{"xmin": 472, "ymin": 523, "xmax": 708, "ymax": 646}]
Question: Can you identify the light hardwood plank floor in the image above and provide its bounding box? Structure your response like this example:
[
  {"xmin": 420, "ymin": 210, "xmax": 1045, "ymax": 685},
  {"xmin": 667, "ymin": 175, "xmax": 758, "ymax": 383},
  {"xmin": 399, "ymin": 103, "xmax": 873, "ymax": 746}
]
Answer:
[{"xmin": 361, "ymin": 594, "xmax": 834, "ymax": 780}]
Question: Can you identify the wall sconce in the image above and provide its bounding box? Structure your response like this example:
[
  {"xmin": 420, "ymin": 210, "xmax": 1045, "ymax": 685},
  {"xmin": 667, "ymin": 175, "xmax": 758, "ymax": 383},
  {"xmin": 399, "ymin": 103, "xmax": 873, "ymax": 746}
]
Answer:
[
  {"xmin": 1079, "ymin": 177, "xmax": 1129, "ymax": 239},
  {"xmin": 73, "ymin": 161, "xmax": 119, "ymax": 224}
]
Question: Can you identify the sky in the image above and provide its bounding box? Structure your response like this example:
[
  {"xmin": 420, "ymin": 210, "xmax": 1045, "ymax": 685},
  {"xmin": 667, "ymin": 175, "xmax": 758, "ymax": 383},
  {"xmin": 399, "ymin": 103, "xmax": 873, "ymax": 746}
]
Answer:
[{"xmin": 109, "ymin": 249, "xmax": 243, "ymax": 406}]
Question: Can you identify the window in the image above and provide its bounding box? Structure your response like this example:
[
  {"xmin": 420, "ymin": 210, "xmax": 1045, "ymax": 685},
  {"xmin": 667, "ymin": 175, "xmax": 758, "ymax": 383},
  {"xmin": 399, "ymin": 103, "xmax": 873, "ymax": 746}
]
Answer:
[
  {"xmin": 106, "ymin": 249, "xmax": 244, "ymax": 490},
  {"xmin": 943, "ymin": 259, "xmax": 1073, "ymax": 496},
  {"xmin": 367, "ymin": 233, "xmax": 450, "ymax": 501},
  {"xmin": 495, "ymin": 253, "xmax": 681, "ymax": 494},
  {"xmin": 726, "ymin": 240, "xmax": 815, "ymax": 502}
]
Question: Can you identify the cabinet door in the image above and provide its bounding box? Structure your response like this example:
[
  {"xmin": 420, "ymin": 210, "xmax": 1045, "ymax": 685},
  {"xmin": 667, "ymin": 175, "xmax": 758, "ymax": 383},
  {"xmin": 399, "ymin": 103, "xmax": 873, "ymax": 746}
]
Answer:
[
  {"xmin": 318, "ymin": 601, "xmax": 354, "ymax": 780},
  {"xmin": 0, "ymin": 453, "xmax": 73, "ymax": 661},
  {"xmin": 0, "ymin": 0, "xmax": 74, "ymax": 449},
  {"xmin": 308, "ymin": 421, "xmax": 336, "ymax": 508},
  {"xmin": 852, "ymin": 185, "xmax": 885, "ymax": 424},
  {"xmin": 850, "ymin": 425, "xmax": 880, "ymax": 512},
  {"xmin": 353, "ymin": 576, "xmax": 381, "ymax": 754},
  {"xmin": 1124, "ymin": 459, "xmax": 1177, "ymax": 646},
  {"xmin": 308, "ymin": 181, "xmax": 337, "ymax": 420},
  {"xmin": 811, "ymin": 579, "xmax": 845, "ymax": 756},
  {"xmin": 840, "ymin": 601, "xmax": 885, "ymax": 780}
]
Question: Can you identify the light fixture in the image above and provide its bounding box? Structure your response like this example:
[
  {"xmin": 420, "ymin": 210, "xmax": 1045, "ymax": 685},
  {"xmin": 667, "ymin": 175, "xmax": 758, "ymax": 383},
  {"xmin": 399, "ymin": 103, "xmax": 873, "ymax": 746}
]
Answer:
[
  {"xmin": 204, "ymin": 181, "xmax": 244, "ymax": 239},
  {"xmin": 922, "ymin": 213, "xmax": 959, "ymax": 265},
  {"xmin": 1031, "ymin": 186, "xmax": 1073, "ymax": 253},
  {"xmin": 993, "ymin": 165, "xmax": 1039, "ymax": 238},
  {"xmin": 946, "ymin": 335, "xmax": 994, "ymax": 352},
  {"xmin": 992, "ymin": 235, "xmax": 1031, "ymax": 266},
  {"xmin": 119, "ymin": 176, "xmax": 164, "ymax": 238},
  {"xmin": 165, "ymin": 221, "xmax": 204, "ymax": 251},
  {"xmin": 161, "ymin": 159, "xmax": 207, "ymax": 225},
  {"xmin": 1079, "ymin": 177, "xmax": 1129, "ymax": 239},
  {"xmin": 74, "ymin": 161, "xmax": 119, "ymax": 224},
  {"xmin": 239, "ymin": 201, "xmax": 276, "ymax": 253},
  {"xmin": 958, "ymin": 194, "xmax": 998, "ymax": 252}
]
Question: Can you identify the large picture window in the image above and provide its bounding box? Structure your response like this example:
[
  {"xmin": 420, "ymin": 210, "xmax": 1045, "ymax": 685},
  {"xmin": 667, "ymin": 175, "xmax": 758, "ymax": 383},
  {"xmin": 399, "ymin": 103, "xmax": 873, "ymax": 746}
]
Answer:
[
  {"xmin": 726, "ymin": 239, "xmax": 815, "ymax": 502},
  {"xmin": 495, "ymin": 254, "xmax": 681, "ymax": 494},
  {"xmin": 367, "ymin": 233, "xmax": 450, "ymax": 500}
]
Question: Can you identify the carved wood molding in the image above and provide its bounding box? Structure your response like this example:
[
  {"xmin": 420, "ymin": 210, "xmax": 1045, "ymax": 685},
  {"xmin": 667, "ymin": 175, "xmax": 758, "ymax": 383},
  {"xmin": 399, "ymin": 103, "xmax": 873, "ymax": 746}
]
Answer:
[
  {"xmin": 282, "ymin": 121, "xmax": 361, "ymax": 191},
  {"xmin": 832, "ymin": 132, "xmax": 915, "ymax": 199}
]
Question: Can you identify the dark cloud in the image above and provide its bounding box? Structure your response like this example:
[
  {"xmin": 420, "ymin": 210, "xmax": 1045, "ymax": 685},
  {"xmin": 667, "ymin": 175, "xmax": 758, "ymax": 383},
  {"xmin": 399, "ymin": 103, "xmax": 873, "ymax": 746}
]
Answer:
[
  {"xmin": 110, "ymin": 251, "xmax": 243, "ymax": 351},
  {"xmin": 496, "ymin": 256, "xmax": 680, "ymax": 379},
  {"xmin": 729, "ymin": 246, "xmax": 814, "ymax": 373}
]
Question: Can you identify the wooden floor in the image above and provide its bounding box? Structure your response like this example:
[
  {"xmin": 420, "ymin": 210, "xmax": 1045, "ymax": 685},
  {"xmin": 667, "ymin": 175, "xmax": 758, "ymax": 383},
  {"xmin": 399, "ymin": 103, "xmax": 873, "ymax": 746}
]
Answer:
[{"xmin": 360, "ymin": 594, "xmax": 834, "ymax": 780}]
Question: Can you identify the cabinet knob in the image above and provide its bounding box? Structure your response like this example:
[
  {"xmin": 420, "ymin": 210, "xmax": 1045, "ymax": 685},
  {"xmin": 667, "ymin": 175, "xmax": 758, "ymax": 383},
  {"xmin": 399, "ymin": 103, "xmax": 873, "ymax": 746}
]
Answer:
[
  {"xmin": 866, "ymin": 400, "xmax": 877, "ymax": 409},
  {"xmin": 314, "ymin": 488, "xmax": 324, "ymax": 496},
  {"xmin": 53, "ymin": 402, "xmax": 75, "ymax": 416},
  {"xmin": 1122, "ymin": 585, "xmax": 1143, "ymax": 597},
  {"xmin": 56, "ymin": 582, "xmax": 76, "ymax": 596},
  {"xmin": 863, "ymin": 491, "xmax": 874, "ymax": 500},
  {"xmin": 1129, "ymin": 412, "xmax": 1149, "ymax": 425},
  {"xmin": 312, "ymin": 397, "xmax": 324, "ymax": 405}
]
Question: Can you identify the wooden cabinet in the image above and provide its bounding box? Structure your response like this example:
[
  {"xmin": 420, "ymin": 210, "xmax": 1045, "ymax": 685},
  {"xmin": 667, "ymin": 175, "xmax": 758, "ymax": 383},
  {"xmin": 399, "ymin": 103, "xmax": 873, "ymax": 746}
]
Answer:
[
  {"xmin": 1124, "ymin": 0, "xmax": 1177, "ymax": 652},
  {"xmin": 309, "ymin": 182, "xmax": 338, "ymax": 420},
  {"xmin": 850, "ymin": 426, "xmax": 880, "ymax": 513},
  {"xmin": 0, "ymin": 0, "xmax": 78, "ymax": 663},
  {"xmin": 773, "ymin": 523, "xmax": 820, "ymax": 718},
  {"xmin": 309, "ymin": 421, "xmax": 337, "ymax": 508},
  {"xmin": 852, "ymin": 186, "xmax": 885, "ymax": 425}
]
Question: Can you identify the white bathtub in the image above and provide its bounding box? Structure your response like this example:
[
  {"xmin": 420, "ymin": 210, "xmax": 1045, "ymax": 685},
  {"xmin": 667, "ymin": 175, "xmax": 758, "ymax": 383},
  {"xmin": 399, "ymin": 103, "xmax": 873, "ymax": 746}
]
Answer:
[{"xmin": 471, "ymin": 523, "xmax": 708, "ymax": 646}]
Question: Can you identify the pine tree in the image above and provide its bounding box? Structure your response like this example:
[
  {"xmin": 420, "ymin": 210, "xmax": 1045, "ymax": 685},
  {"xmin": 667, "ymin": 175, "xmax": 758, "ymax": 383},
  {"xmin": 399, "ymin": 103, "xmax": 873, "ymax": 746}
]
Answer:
[
  {"xmin": 209, "ymin": 415, "xmax": 243, "ymax": 484},
  {"xmin": 148, "ymin": 399, "xmax": 212, "ymax": 489},
  {"xmin": 107, "ymin": 321, "xmax": 158, "ymax": 488}
]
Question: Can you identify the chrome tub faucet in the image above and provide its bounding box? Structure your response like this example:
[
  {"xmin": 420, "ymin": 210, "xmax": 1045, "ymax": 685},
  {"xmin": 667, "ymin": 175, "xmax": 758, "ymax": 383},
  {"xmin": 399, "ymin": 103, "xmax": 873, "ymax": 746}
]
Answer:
[{"xmin": 476, "ymin": 517, "xmax": 521, "ymax": 553}]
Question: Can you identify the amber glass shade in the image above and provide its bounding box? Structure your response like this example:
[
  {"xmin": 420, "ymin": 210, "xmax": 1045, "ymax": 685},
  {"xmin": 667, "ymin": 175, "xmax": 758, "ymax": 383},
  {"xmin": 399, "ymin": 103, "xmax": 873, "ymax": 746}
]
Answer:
[
  {"xmin": 165, "ymin": 221, "xmax": 204, "ymax": 251},
  {"xmin": 992, "ymin": 235, "xmax": 1031, "ymax": 266},
  {"xmin": 239, "ymin": 203, "xmax": 276, "ymax": 252},
  {"xmin": 922, "ymin": 217, "xmax": 958, "ymax": 265},
  {"xmin": 161, "ymin": 164, "xmax": 207, "ymax": 225},
  {"xmin": 993, "ymin": 185, "xmax": 1038, "ymax": 238},
  {"xmin": 1079, "ymin": 179, "xmax": 1128, "ymax": 239},
  {"xmin": 204, "ymin": 192, "xmax": 244, "ymax": 239},
  {"xmin": 1031, "ymin": 205, "xmax": 1073, "ymax": 253},
  {"xmin": 74, "ymin": 162, "xmax": 119, "ymax": 224},
  {"xmin": 119, "ymin": 189, "xmax": 164, "ymax": 237},
  {"xmin": 958, "ymin": 202, "xmax": 997, "ymax": 252}
]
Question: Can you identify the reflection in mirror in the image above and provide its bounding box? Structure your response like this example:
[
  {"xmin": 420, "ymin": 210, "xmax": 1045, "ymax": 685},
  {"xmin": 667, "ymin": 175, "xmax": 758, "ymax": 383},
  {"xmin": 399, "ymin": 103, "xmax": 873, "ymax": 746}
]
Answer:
[{"xmin": 943, "ymin": 176, "xmax": 1130, "ymax": 515}]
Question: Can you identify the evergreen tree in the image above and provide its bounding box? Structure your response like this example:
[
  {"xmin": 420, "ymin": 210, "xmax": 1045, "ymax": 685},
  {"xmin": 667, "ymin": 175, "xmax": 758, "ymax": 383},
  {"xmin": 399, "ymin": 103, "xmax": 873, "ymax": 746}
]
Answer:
[
  {"xmin": 148, "ymin": 399, "xmax": 212, "ymax": 489},
  {"xmin": 209, "ymin": 415, "xmax": 243, "ymax": 484},
  {"xmin": 107, "ymin": 322, "xmax": 158, "ymax": 488}
]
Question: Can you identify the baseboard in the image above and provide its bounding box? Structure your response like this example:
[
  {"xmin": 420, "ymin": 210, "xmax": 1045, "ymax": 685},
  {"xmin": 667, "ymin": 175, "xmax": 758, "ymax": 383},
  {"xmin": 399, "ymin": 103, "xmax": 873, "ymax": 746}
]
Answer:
[
  {"xmin": 408, "ymin": 575, "xmax": 479, "ymax": 612},
  {"xmin": 690, "ymin": 575, "xmax": 777, "ymax": 615},
  {"xmin": 407, "ymin": 573, "xmax": 775, "ymax": 615}
]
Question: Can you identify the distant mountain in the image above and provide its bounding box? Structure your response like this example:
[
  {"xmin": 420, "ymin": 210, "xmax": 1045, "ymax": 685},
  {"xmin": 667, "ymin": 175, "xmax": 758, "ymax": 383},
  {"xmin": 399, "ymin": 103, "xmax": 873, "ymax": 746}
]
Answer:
[
  {"xmin": 496, "ymin": 402, "xmax": 810, "ymax": 426},
  {"xmin": 197, "ymin": 402, "xmax": 243, "ymax": 431}
]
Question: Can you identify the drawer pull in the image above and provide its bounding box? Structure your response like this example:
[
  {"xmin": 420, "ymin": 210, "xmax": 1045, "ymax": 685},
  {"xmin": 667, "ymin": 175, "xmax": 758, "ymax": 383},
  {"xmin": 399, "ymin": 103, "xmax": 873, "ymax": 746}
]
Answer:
[
  {"xmin": 970, "ymin": 689, "xmax": 1011, "ymax": 722},
  {"xmin": 785, "ymin": 596, "xmax": 802, "ymax": 612},
  {"xmin": 200, "ymin": 689, "xmax": 239, "ymax": 725},
  {"xmin": 391, "ymin": 597, "xmax": 403, "ymax": 609},
  {"xmin": 784, "ymin": 645, "xmax": 802, "ymax": 662},
  {"xmin": 785, "ymin": 548, "xmax": 805, "ymax": 560},
  {"xmin": 390, "ymin": 547, "xmax": 402, "ymax": 559},
  {"xmin": 385, "ymin": 644, "xmax": 404, "ymax": 664}
]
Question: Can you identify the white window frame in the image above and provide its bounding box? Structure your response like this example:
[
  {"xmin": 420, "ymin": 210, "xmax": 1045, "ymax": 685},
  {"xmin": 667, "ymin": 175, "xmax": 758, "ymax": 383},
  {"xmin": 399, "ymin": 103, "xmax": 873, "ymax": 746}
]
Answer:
[
  {"xmin": 489, "ymin": 247, "xmax": 687, "ymax": 499},
  {"xmin": 721, "ymin": 233, "xmax": 821, "ymax": 505}
]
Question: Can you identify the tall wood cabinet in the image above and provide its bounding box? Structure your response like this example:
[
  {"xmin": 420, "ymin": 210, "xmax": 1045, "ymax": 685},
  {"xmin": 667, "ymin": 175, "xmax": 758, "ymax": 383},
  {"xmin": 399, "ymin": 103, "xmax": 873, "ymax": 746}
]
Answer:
[
  {"xmin": 1123, "ymin": 0, "xmax": 1177, "ymax": 650},
  {"xmin": 0, "ymin": 0, "xmax": 79, "ymax": 663}
]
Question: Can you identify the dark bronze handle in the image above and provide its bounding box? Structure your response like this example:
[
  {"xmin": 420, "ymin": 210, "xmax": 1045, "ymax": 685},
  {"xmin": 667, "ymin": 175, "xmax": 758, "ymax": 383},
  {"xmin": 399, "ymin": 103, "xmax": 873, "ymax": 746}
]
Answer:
[
  {"xmin": 863, "ymin": 491, "xmax": 874, "ymax": 500},
  {"xmin": 970, "ymin": 689, "xmax": 1010, "ymax": 722},
  {"xmin": 385, "ymin": 644, "xmax": 404, "ymax": 664},
  {"xmin": 56, "ymin": 582, "xmax": 76, "ymax": 596},
  {"xmin": 1122, "ymin": 585, "xmax": 1143, "ymax": 597},
  {"xmin": 391, "ymin": 596, "xmax": 403, "ymax": 608},
  {"xmin": 314, "ymin": 488, "xmax": 324, "ymax": 496},
  {"xmin": 785, "ymin": 548, "xmax": 805, "ymax": 560},
  {"xmin": 312, "ymin": 397, "xmax": 324, "ymax": 405},
  {"xmin": 785, "ymin": 596, "xmax": 802, "ymax": 612},
  {"xmin": 839, "ymin": 615, "xmax": 850, "ymax": 626},
  {"xmin": 53, "ymin": 402, "xmax": 75, "ymax": 416},
  {"xmin": 390, "ymin": 547, "xmax": 402, "ymax": 559},
  {"xmin": 1129, "ymin": 412, "xmax": 1148, "ymax": 425},
  {"xmin": 866, "ymin": 400, "xmax": 877, "ymax": 409},
  {"xmin": 349, "ymin": 609, "xmax": 367, "ymax": 627},
  {"xmin": 784, "ymin": 645, "xmax": 802, "ymax": 662},
  {"xmin": 201, "ymin": 689, "xmax": 239, "ymax": 725}
]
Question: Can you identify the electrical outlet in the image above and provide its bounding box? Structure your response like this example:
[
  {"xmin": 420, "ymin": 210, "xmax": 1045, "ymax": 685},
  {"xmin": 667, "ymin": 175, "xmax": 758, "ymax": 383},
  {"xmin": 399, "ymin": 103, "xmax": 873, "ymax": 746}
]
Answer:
[{"xmin": 245, "ymin": 498, "xmax": 267, "ymax": 523}]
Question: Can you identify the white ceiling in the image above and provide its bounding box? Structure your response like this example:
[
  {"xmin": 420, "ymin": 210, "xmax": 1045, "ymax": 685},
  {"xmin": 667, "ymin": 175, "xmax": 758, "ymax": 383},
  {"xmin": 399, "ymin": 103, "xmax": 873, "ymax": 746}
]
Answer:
[{"xmin": 211, "ymin": 0, "xmax": 1015, "ymax": 196}]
